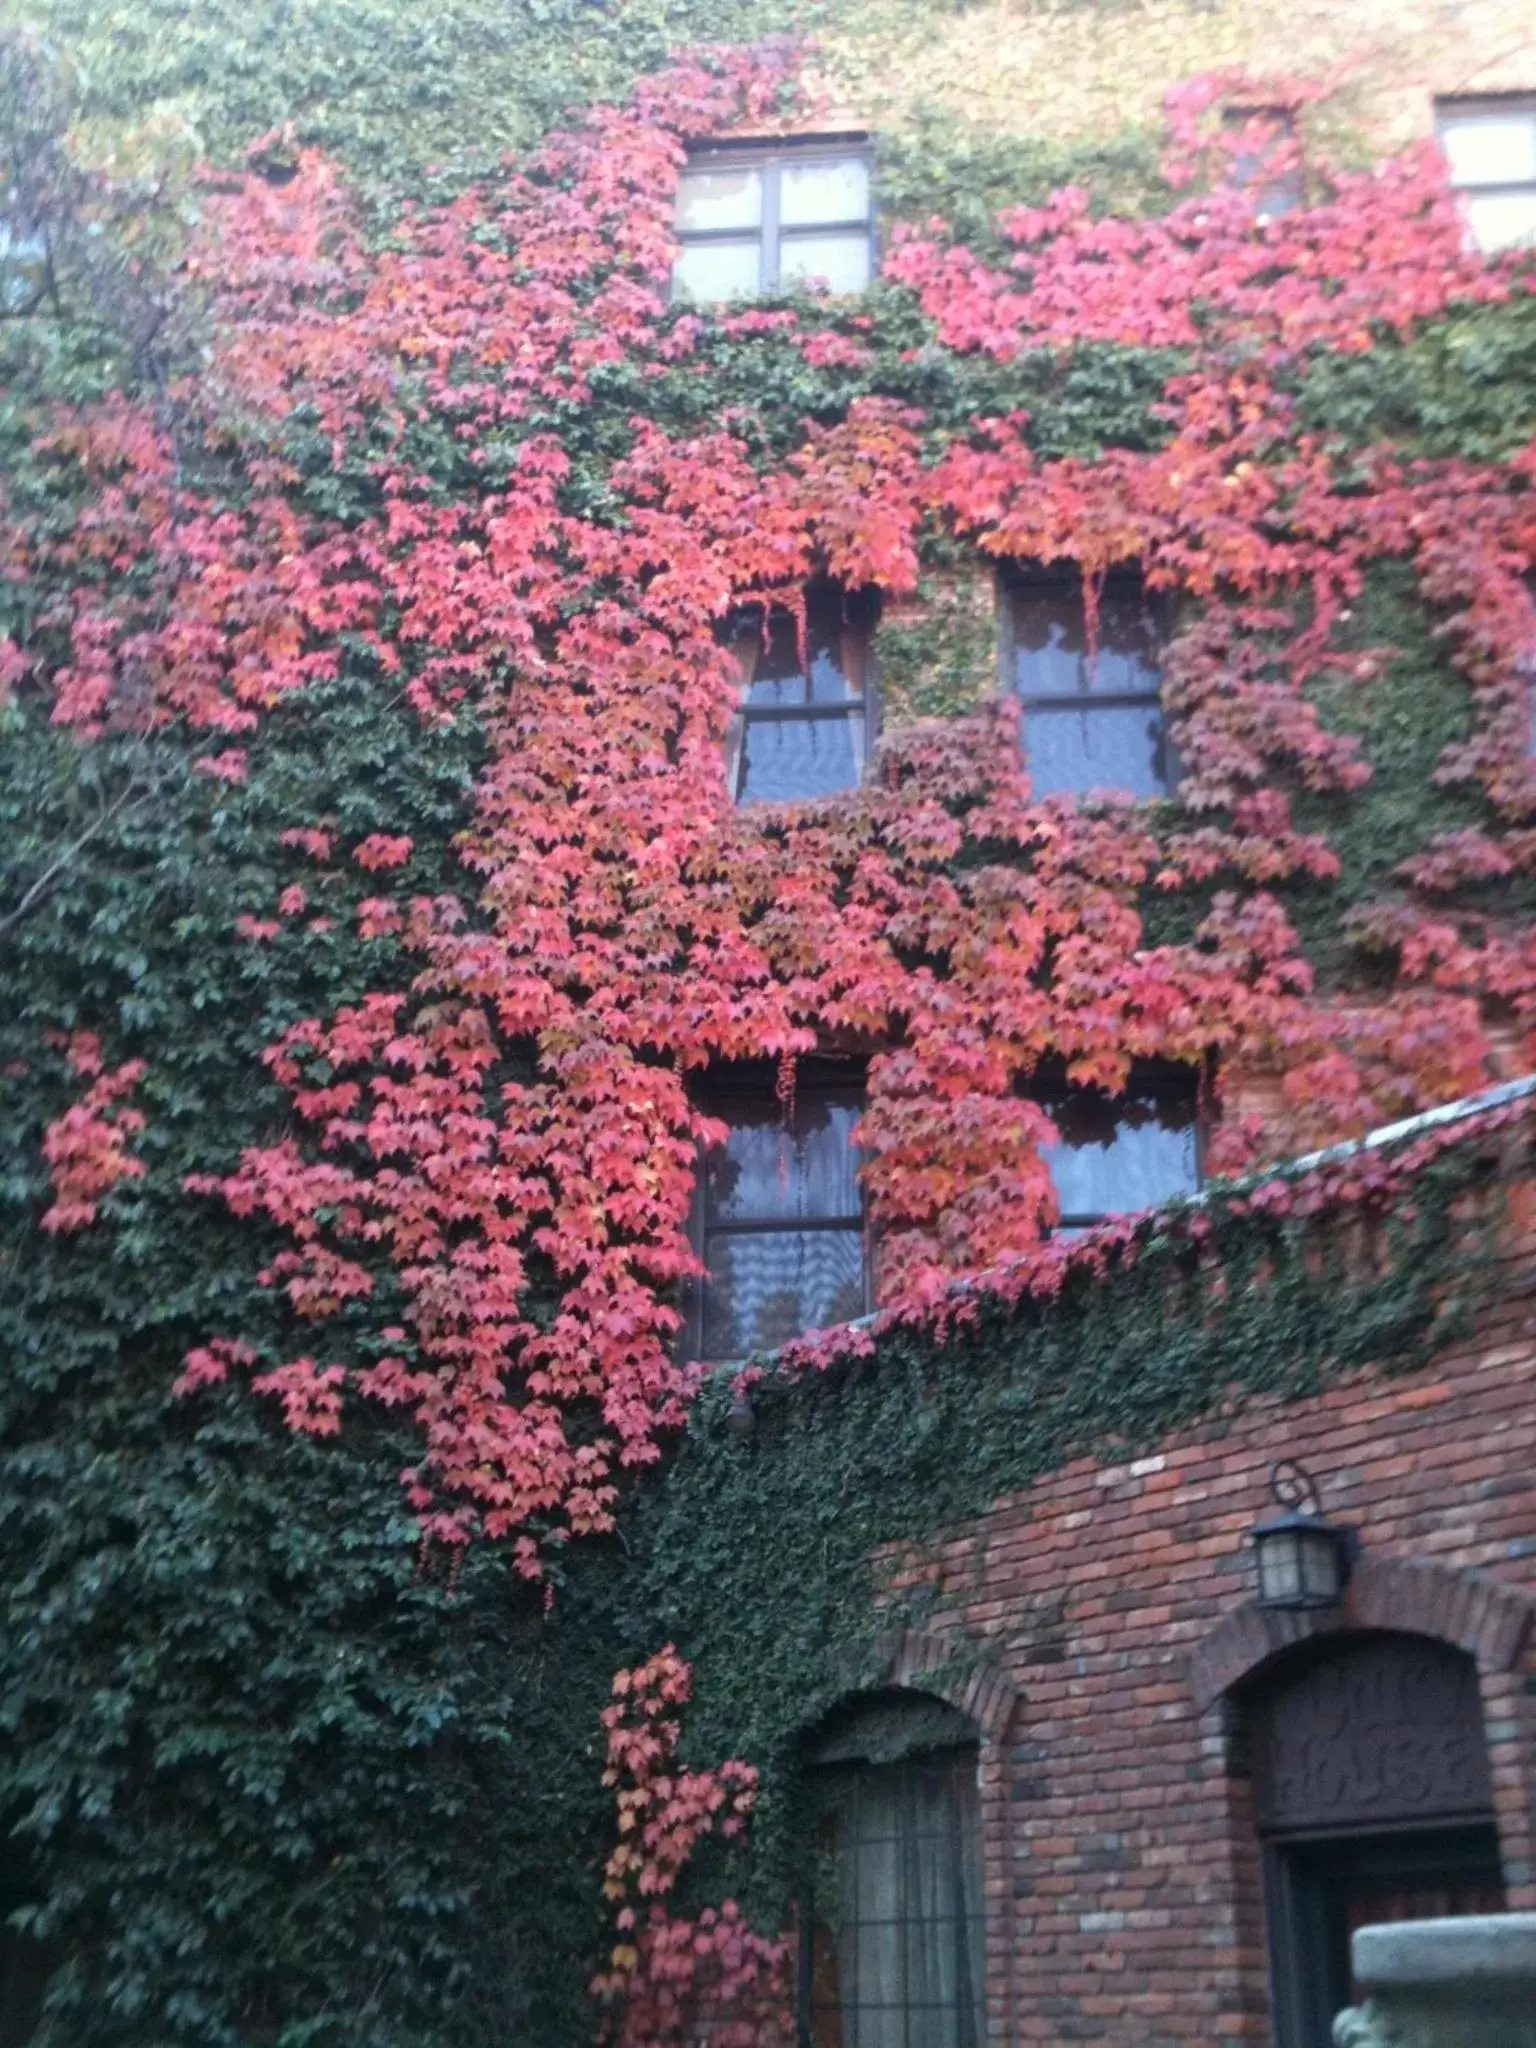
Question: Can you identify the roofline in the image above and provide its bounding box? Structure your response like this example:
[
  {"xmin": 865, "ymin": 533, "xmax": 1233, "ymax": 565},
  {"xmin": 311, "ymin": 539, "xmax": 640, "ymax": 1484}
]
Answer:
[{"xmin": 1264, "ymin": 1071, "xmax": 1536, "ymax": 1180}]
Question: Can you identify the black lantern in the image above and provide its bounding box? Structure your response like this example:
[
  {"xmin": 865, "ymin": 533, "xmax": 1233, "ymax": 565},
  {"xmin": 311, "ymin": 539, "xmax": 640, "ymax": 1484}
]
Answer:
[{"xmin": 1250, "ymin": 1459, "xmax": 1354, "ymax": 1611}]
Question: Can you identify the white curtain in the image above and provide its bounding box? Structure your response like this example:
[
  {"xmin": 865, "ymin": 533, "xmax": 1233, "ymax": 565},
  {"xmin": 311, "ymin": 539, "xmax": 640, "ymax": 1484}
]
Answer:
[{"xmin": 830, "ymin": 1751, "xmax": 984, "ymax": 2048}]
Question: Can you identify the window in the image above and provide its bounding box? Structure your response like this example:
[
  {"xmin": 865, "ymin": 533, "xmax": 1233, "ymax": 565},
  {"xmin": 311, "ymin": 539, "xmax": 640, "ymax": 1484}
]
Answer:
[
  {"xmin": 804, "ymin": 1694, "xmax": 985, "ymax": 2048},
  {"xmin": 1221, "ymin": 105, "xmax": 1303, "ymax": 215},
  {"xmin": 684, "ymin": 1061, "xmax": 868, "ymax": 1362},
  {"xmin": 0, "ymin": 219, "xmax": 49, "ymax": 317},
  {"xmin": 672, "ymin": 138, "xmax": 874, "ymax": 304},
  {"xmin": 725, "ymin": 584, "xmax": 878, "ymax": 805},
  {"xmin": 1029, "ymin": 1060, "xmax": 1201, "ymax": 1230},
  {"xmin": 1005, "ymin": 567, "xmax": 1172, "ymax": 799},
  {"xmin": 1436, "ymin": 98, "xmax": 1536, "ymax": 254}
]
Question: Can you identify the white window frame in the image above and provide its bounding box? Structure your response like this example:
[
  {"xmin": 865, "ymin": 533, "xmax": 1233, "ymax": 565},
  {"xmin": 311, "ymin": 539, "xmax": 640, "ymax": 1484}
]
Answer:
[
  {"xmin": 1435, "ymin": 96, "xmax": 1536, "ymax": 254},
  {"xmin": 672, "ymin": 134, "xmax": 875, "ymax": 303}
]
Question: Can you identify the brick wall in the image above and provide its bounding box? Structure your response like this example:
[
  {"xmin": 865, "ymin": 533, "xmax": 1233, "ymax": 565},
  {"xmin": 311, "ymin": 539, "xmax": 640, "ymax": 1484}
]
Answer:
[{"xmin": 864, "ymin": 1178, "xmax": 1536, "ymax": 2045}]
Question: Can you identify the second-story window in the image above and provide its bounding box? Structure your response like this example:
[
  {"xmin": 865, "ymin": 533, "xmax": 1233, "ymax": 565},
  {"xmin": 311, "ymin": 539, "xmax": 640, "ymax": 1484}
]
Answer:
[
  {"xmin": 1436, "ymin": 98, "xmax": 1536, "ymax": 254},
  {"xmin": 1221, "ymin": 104, "xmax": 1303, "ymax": 214},
  {"xmin": 673, "ymin": 138, "xmax": 874, "ymax": 304},
  {"xmin": 1029, "ymin": 1059, "xmax": 1202, "ymax": 1231},
  {"xmin": 1005, "ymin": 567, "xmax": 1171, "ymax": 799},
  {"xmin": 725, "ymin": 584, "xmax": 878, "ymax": 805},
  {"xmin": 684, "ymin": 1061, "xmax": 869, "ymax": 1362}
]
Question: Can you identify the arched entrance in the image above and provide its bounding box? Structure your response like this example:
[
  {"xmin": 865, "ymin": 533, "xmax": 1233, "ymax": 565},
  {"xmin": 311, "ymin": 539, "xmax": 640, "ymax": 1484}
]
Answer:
[{"xmin": 1241, "ymin": 1630, "xmax": 1505, "ymax": 2048}]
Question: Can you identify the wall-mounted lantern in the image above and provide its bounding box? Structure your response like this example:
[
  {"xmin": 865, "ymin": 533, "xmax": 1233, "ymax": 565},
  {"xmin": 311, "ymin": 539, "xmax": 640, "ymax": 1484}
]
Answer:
[{"xmin": 1250, "ymin": 1459, "xmax": 1356, "ymax": 1611}]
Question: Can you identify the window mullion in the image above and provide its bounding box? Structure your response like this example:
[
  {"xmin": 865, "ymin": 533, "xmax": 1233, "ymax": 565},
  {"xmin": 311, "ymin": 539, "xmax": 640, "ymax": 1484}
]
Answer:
[
  {"xmin": 762, "ymin": 158, "xmax": 782, "ymax": 293},
  {"xmin": 1016, "ymin": 690, "xmax": 1163, "ymax": 710}
]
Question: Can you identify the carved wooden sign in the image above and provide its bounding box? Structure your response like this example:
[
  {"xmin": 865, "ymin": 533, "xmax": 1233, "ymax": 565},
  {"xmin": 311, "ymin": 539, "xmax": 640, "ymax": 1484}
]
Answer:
[{"xmin": 1250, "ymin": 1634, "xmax": 1493, "ymax": 1836}]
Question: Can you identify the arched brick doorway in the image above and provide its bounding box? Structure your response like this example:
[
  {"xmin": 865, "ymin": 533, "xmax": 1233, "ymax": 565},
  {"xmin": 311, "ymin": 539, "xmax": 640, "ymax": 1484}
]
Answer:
[{"xmin": 1237, "ymin": 1630, "xmax": 1504, "ymax": 2048}]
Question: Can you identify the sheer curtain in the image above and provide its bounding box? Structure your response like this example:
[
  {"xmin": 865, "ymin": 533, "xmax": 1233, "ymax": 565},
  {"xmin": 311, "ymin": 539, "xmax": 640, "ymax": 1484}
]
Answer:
[{"xmin": 827, "ymin": 1749, "xmax": 984, "ymax": 2048}]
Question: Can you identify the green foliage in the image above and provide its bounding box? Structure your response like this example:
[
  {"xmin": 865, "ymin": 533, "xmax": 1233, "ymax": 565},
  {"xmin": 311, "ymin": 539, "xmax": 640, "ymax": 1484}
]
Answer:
[
  {"xmin": 873, "ymin": 574, "xmax": 997, "ymax": 722},
  {"xmin": 876, "ymin": 106, "xmax": 1171, "ymax": 258},
  {"xmin": 1297, "ymin": 296, "xmax": 1536, "ymax": 462},
  {"xmin": 1, "ymin": 15, "xmax": 1531, "ymax": 2040},
  {"xmin": 16, "ymin": 0, "xmax": 839, "ymax": 191},
  {"xmin": 1282, "ymin": 569, "xmax": 1490, "ymax": 975},
  {"xmin": 0, "ymin": 682, "xmax": 626, "ymax": 2046},
  {"xmin": 629, "ymin": 287, "xmax": 1180, "ymax": 460}
]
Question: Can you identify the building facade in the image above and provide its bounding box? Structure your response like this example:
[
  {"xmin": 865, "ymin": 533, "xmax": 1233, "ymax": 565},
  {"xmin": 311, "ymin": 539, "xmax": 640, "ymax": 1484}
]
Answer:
[{"xmin": 6, "ymin": 1, "xmax": 1536, "ymax": 2045}]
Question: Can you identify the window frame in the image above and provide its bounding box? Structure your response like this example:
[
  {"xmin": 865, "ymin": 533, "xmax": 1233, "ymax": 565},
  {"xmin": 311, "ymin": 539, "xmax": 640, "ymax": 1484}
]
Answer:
[
  {"xmin": 997, "ymin": 562, "xmax": 1177, "ymax": 800},
  {"xmin": 1434, "ymin": 95, "xmax": 1536, "ymax": 249},
  {"xmin": 1027, "ymin": 1056, "xmax": 1206, "ymax": 1232},
  {"xmin": 799, "ymin": 1706, "xmax": 987, "ymax": 2048},
  {"xmin": 672, "ymin": 134, "xmax": 877, "ymax": 303},
  {"xmin": 682, "ymin": 1057, "xmax": 872, "ymax": 1364},
  {"xmin": 723, "ymin": 583, "xmax": 881, "ymax": 806}
]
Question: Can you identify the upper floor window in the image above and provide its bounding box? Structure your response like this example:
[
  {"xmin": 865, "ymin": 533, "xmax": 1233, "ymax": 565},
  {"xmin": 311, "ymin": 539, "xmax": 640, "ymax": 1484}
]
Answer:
[
  {"xmin": 1005, "ymin": 567, "xmax": 1171, "ymax": 799},
  {"xmin": 684, "ymin": 1060, "xmax": 868, "ymax": 1362},
  {"xmin": 673, "ymin": 138, "xmax": 874, "ymax": 304},
  {"xmin": 1436, "ymin": 97, "xmax": 1536, "ymax": 254},
  {"xmin": 1221, "ymin": 104, "xmax": 1303, "ymax": 214},
  {"xmin": 725, "ymin": 584, "xmax": 878, "ymax": 805},
  {"xmin": 804, "ymin": 1692, "xmax": 985, "ymax": 2048},
  {"xmin": 1030, "ymin": 1059, "xmax": 1202, "ymax": 1230}
]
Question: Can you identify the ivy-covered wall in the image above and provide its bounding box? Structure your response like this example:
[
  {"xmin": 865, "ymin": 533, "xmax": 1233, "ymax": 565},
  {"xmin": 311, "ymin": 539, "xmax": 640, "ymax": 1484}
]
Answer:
[
  {"xmin": 22, "ymin": 0, "xmax": 1536, "ymax": 191},
  {"xmin": 3, "ymin": 2, "xmax": 1536, "ymax": 2043},
  {"xmin": 0, "ymin": 684, "xmax": 631, "ymax": 2046}
]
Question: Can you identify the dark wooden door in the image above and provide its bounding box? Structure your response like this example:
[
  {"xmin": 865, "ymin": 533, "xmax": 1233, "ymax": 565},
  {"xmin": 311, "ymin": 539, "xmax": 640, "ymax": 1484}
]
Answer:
[
  {"xmin": 1269, "ymin": 1823, "xmax": 1505, "ymax": 2045},
  {"xmin": 1245, "ymin": 1632, "xmax": 1504, "ymax": 2048}
]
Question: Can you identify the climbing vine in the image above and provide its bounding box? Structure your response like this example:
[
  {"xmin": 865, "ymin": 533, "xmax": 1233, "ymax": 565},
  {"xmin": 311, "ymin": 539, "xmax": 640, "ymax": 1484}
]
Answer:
[
  {"xmin": 7, "ymin": 41, "xmax": 1536, "ymax": 1583},
  {"xmin": 592, "ymin": 1646, "xmax": 792, "ymax": 2047},
  {"xmin": 6, "ymin": 28, "xmax": 1536, "ymax": 2039}
]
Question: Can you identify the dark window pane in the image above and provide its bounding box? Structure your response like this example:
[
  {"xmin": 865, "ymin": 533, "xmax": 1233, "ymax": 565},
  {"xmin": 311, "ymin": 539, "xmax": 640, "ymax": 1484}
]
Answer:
[
  {"xmin": 728, "ymin": 586, "xmax": 874, "ymax": 804},
  {"xmin": 739, "ymin": 712, "xmax": 864, "ymax": 802},
  {"xmin": 705, "ymin": 1089, "xmax": 864, "ymax": 1223},
  {"xmin": 1023, "ymin": 701, "xmax": 1167, "ymax": 798},
  {"xmin": 743, "ymin": 595, "xmax": 866, "ymax": 706},
  {"xmin": 701, "ymin": 1226, "xmax": 866, "ymax": 1357},
  {"xmin": 1012, "ymin": 582, "xmax": 1160, "ymax": 698},
  {"xmin": 1036, "ymin": 1073, "xmax": 1200, "ymax": 1223},
  {"xmin": 693, "ymin": 1071, "xmax": 867, "ymax": 1361},
  {"xmin": 1223, "ymin": 108, "xmax": 1302, "ymax": 213}
]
